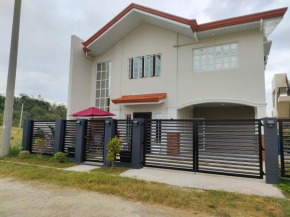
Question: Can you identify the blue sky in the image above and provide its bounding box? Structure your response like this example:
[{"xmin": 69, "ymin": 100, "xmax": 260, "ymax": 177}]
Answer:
[{"xmin": 0, "ymin": 0, "xmax": 289, "ymax": 116}]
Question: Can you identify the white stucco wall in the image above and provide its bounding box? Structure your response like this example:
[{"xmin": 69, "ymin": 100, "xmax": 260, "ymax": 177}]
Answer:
[
  {"xmin": 67, "ymin": 35, "xmax": 93, "ymax": 119},
  {"xmin": 271, "ymin": 73, "xmax": 287, "ymax": 117},
  {"xmin": 177, "ymin": 30, "xmax": 266, "ymax": 109},
  {"xmin": 67, "ymin": 23, "xmax": 267, "ymax": 119}
]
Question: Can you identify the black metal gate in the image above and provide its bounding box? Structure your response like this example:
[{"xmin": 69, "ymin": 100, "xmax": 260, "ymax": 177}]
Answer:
[
  {"xmin": 31, "ymin": 121, "xmax": 55, "ymax": 155},
  {"xmin": 144, "ymin": 120, "xmax": 194, "ymax": 171},
  {"xmin": 64, "ymin": 120, "xmax": 77, "ymax": 158},
  {"xmin": 278, "ymin": 120, "xmax": 290, "ymax": 177},
  {"xmin": 85, "ymin": 120, "xmax": 105, "ymax": 162},
  {"xmin": 198, "ymin": 120, "xmax": 263, "ymax": 179},
  {"xmin": 144, "ymin": 119, "xmax": 263, "ymax": 179},
  {"xmin": 116, "ymin": 120, "xmax": 133, "ymax": 163}
]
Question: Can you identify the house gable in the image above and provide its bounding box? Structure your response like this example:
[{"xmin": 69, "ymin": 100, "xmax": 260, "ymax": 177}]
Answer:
[{"xmin": 83, "ymin": 3, "xmax": 287, "ymax": 57}]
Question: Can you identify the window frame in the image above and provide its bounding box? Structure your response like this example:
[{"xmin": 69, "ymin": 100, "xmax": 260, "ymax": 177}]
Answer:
[
  {"xmin": 193, "ymin": 42, "xmax": 238, "ymax": 73},
  {"xmin": 132, "ymin": 56, "xmax": 142, "ymax": 79},
  {"xmin": 128, "ymin": 53, "xmax": 161, "ymax": 79},
  {"xmin": 96, "ymin": 61, "xmax": 111, "ymax": 112}
]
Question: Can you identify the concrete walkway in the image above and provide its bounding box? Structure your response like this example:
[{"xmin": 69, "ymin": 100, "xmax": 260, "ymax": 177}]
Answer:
[
  {"xmin": 64, "ymin": 165, "xmax": 100, "ymax": 172},
  {"xmin": 121, "ymin": 167, "xmax": 285, "ymax": 198}
]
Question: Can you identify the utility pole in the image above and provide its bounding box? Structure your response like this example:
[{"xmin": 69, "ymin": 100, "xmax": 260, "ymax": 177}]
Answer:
[
  {"xmin": 19, "ymin": 103, "xmax": 23, "ymax": 129},
  {"xmin": 0, "ymin": 0, "xmax": 22, "ymax": 157}
]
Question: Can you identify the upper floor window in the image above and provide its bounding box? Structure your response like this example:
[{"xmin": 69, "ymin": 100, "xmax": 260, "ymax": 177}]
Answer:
[
  {"xmin": 193, "ymin": 43, "xmax": 238, "ymax": 72},
  {"xmin": 96, "ymin": 62, "xmax": 111, "ymax": 112},
  {"xmin": 129, "ymin": 54, "xmax": 161, "ymax": 79}
]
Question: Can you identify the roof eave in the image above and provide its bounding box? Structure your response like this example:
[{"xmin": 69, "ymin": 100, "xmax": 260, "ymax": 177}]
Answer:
[
  {"xmin": 197, "ymin": 7, "xmax": 287, "ymax": 31},
  {"xmin": 82, "ymin": 4, "xmax": 287, "ymax": 52},
  {"xmin": 82, "ymin": 3, "xmax": 197, "ymax": 48}
]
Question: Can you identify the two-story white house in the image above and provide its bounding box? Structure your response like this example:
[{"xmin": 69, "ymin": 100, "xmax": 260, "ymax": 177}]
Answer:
[{"xmin": 67, "ymin": 3, "xmax": 287, "ymax": 120}]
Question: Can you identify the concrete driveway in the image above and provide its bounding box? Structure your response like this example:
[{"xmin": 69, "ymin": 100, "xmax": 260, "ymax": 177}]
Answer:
[
  {"xmin": 0, "ymin": 178, "xmax": 206, "ymax": 217},
  {"xmin": 120, "ymin": 167, "xmax": 285, "ymax": 198}
]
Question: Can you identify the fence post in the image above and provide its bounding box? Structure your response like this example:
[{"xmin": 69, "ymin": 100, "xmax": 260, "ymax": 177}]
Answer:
[
  {"xmin": 22, "ymin": 119, "xmax": 33, "ymax": 152},
  {"xmin": 75, "ymin": 119, "xmax": 87, "ymax": 164},
  {"xmin": 104, "ymin": 119, "xmax": 116, "ymax": 167},
  {"xmin": 279, "ymin": 121, "xmax": 285, "ymax": 177},
  {"xmin": 53, "ymin": 119, "xmax": 66, "ymax": 154},
  {"xmin": 263, "ymin": 117, "xmax": 279, "ymax": 184},
  {"xmin": 131, "ymin": 118, "xmax": 144, "ymax": 169}
]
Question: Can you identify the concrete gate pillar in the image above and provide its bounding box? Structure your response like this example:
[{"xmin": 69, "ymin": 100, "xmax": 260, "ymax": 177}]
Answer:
[
  {"xmin": 22, "ymin": 119, "xmax": 33, "ymax": 152},
  {"xmin": 131, "ymin": 118, "xmax": 144, "ymax": 169},
  {"xmin": 75, "ymin": 119, "xmax": 87, "ymax": 164},
  {"xmin": 53, "ymin": 119, "xmax": 66, "ymax": 154},
  {"xmin": 263, "ymin": 117, "xmax": 279, "ymax": 184}
]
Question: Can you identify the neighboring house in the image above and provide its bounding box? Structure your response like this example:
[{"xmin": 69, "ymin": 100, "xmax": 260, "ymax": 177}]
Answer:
[
  {"xmin": 67, "ymin": 3, "xmax": 287, "ymax": 120},
  {"xmin": 272, "ymin": 73, "xmax": 290, "ymax": 118}
]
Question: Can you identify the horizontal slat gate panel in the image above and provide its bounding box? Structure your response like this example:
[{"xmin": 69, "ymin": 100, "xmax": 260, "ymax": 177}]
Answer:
[
  {"xmin": 197, "ymin": 120, "xmax": 262, "ymax": 178},
  {"xmin": 31, "ymin": 121, "xmax": 55, "ymax": 156},
  {"xmin": 64, "ymin": 120, "xmax": 77, "ymax": 158},
  {"xmin": 144, "ymin": 120, "xmax": 194, "ymax": 171},
  {"xmin": 85, "ymin": 120, "xmax": 105, "ymax": 162},
  {"xmin": 279, "ymin": 120, "xmax": 290, "ymax": 177},
  {"xmin": 116, "ymin": 120, "xmax": 133, "ymax": 163}
]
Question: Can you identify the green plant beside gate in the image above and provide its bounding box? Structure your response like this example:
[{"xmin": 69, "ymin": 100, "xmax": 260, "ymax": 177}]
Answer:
[{"xmin": 106, "ymin": 136, "xmax": 122, "ymax": 168}]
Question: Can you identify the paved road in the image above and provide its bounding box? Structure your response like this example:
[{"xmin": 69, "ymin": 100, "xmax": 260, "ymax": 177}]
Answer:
[{"xmin": 0, "ymin": 178, "xmax": 206, "ymax": 217}]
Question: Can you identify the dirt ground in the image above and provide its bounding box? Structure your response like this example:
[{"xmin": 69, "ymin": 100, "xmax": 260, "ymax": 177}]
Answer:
[{"xmin": 0, "ymin": 178, "xmax": 208, "ymax": 217}]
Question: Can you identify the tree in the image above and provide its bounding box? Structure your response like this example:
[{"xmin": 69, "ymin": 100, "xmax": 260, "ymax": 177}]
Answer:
[
  {"xmin": 106, "ymin": 136, "xmax": 122, "ymax": 168},
  {"xmin": 0, "ymin": 94, "xmax": 67, "ymax": 127}
]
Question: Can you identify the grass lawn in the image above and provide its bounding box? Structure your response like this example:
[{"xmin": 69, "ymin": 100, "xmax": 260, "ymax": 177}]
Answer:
[
  {"xmin": 0, "ymin": 126, "xmax": 23, "ymax": 147},
  {"xmin": 90, "ymin": 167, "xmax": 129, "ymax": 175},
  {"xmin": 0, "ymin": 161, "xmax": 289, "ymax": 217},
  {"xmin": 277, "ymin": 177, "xmax": 290, "ymax": 199},
  {"xmin": 3, "ymin": 154, "xmax": 75, "ymax": 168}
]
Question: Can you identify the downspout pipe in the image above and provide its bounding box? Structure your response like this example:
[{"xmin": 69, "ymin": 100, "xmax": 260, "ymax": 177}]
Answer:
[
  {"xmin": 173, "ymin": 31, "xmax": 199, "ymax": 47},
  {"xmin": 85, "ymin": 51, "xmax": 95, "ymax": 61}
]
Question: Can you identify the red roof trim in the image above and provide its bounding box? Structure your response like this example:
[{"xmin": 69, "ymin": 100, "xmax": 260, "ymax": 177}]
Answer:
[
  {"xmin": 82, "ymin": 3, "xmax": 197, "ymax": 47},
  {"xmin": 82, "ymin": 4, "xmax": 287, "ymax": 49},
  {"xmin": 83, "ymin": 47, "xmax": 91, "ymax": 52},
  {"xmin": 112, "ymin": 93, "xmax": 167, "ymax": 104},
  {"xmin": 198, "ymin": 7, "xmax": 288, "ymax": 31}
]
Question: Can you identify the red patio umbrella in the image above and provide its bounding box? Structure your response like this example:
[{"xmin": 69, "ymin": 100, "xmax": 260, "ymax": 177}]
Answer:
[{"xmin": 70, "ymin": 107, "xmax": 115, "ymax": 117}]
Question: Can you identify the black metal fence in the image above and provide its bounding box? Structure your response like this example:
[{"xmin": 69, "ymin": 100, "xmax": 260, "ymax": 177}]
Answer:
[
  {"xmin": 115, "ymin": 120, "xmax": 133, "ymax": 163},
  {"xmin": 198, "ymin": 120, "xmax": 262, "ymax": 179},
  {"xmin": 85, "ymin": 120, "xmax": 105, "ymax": 162},
  {"xmin": 64, "ymin": 120, "xmax": 77, "ymax": 158},
  {"xmin": 31, "ymin": 121, "xmax": 56, "ymax": 155},
  {"xmin": 144, "ymin": 119, "xmax": 263, "ymax": 179},
  {"xmin": 278, "ymin": 120, "xmax": 290, "ymax": 177},
  {"xmin": 144, "ymin": 120, "xmax": 194, "ymax": 170},
  {"xmin": 24, "ymin": 118, "xmax": 267, "ymax": 179}
]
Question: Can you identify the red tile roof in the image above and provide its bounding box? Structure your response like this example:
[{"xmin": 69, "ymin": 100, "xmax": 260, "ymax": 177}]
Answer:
[
  {"xmin": 112, "ymin": 93, "xmax": 167, "ymax": 104},
  {"xmin": 82, "ymin": 3, "xmax": 287, "ymax": 50}
]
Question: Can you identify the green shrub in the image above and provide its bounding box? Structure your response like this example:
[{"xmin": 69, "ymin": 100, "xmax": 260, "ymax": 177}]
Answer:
[
  {"xmin": 106, "ymin": 136, "xmax": 122, "ymax": 168},
  {"xmin": 54, "ymin": 152, "xmax": 67, "ymax": 163},
  {"xmin": 9, "ymin": 144, "xmax": 22, "ymax": 157},
  {"xmin": 18, "ymin": 151, "xmax": 30, "ymax": 159}
]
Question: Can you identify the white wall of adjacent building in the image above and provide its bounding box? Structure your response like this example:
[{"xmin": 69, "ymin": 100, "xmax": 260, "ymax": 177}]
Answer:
[{"xmin": 67, "ymin": 23, "xmax": 267, "ymax": 119}]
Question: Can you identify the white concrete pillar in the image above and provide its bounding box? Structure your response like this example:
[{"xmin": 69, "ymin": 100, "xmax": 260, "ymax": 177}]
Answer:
[
  {"xmin": 111, "ymin": 108, "xmax": 120, "ymax": 119},
  {"xmin": 255, "ymin": 106, "xmax": 267, "ymax": 119},
  {"xmin": 167, "ymin": 107, "xmax": 177, "ymax": 119}
]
